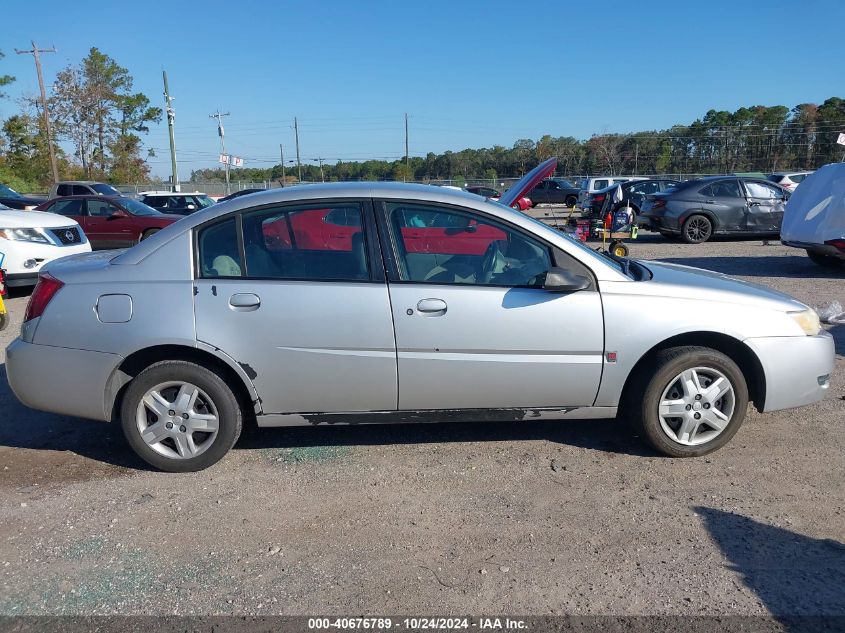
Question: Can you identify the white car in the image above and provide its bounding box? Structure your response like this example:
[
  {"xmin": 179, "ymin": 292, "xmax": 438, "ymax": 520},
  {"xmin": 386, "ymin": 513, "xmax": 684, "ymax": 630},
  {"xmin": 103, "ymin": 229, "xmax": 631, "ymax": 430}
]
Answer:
[
  {"xmin": 0, "ymin": 206, "xmax": 91, "ymax": 287},
  {"xmin": 768, "ymin": 171, "xmax": 812, "ymax": 192}
]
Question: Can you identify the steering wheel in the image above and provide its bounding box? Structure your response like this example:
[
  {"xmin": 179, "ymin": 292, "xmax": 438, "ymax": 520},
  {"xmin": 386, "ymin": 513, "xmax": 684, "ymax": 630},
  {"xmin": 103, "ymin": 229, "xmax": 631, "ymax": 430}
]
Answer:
[{"xmin": 479, "ymin": 240, "xmax": 506, "ymax": 284}]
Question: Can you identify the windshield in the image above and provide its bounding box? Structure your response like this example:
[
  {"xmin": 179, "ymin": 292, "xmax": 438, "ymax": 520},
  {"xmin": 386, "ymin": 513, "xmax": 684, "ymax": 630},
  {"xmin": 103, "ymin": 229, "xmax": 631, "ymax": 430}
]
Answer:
[
  {"xmin": 195, "ymin": 195, "xmax": 215, "ymax": 208},
  {"xmin": 0, "ymin": 185, "xmax": 23, "ymax": 198},
  {"xmin": 121, "ymin": 198, "xmax": 161, "ymax": 216},
  {"xmin": 92, "ymin": 183, "xmax": 122, "ymax": 195}
]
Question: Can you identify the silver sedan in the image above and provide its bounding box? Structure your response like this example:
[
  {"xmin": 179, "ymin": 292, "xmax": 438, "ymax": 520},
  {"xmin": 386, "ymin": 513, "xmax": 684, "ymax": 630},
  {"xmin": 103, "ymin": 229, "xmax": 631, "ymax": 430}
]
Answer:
[{"xmin": 5, "ymin": 161, "xmax": 835, "ymax": 471}]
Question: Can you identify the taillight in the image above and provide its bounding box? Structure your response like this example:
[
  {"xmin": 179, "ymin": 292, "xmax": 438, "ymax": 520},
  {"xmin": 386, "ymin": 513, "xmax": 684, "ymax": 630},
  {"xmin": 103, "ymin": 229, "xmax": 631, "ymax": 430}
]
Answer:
[
  {"xmin": 825, "ymin": 239, "xmax": 845, "ymax": 252},
  {"xmin": 24, "ymin": 273, "xmax": 64, "ymax": 322},
  {"xmin": 652, "ymin": 199, "xmax": 666, "ymax": 210},
  {"xmin": 594, "ymin": 194, "xmax": 606, "ymax": 203},
  {"xmin": 0, "ymin": 270, "xmax": 6, "ymax": 298}
]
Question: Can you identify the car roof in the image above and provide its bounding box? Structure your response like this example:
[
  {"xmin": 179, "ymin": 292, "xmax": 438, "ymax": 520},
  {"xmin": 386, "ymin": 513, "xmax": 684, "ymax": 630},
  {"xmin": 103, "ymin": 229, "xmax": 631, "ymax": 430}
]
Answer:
[
  {"xmin": 138, "ymin": 191, "xmax": 207, "ymax": 196},
  {"xmin": 55, "ymin": 180, "xmax": 107, "ymax": 185}
]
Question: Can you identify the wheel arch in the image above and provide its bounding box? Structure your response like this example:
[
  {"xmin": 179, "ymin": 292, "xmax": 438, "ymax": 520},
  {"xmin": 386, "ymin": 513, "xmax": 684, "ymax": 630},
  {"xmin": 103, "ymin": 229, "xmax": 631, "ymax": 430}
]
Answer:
[
  {"xmin": 105, "ymin": 344, "xmax": 260, "ymax": 423},
  {"xmin": 619, "ymin": 331, "xmax": 766, "ymax": 412},
  {"xmin": 680, "ymin": 208, "xmax": 720, "ymax": 232}
]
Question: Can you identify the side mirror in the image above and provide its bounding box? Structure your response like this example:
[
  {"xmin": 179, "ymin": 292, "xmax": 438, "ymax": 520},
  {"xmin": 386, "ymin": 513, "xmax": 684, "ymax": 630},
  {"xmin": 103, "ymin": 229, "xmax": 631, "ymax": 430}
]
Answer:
[
  {"xmin": 109, "ymin": 209, "xmax": 129, "ymax": 219},
  {"xmin": 543, "ymin": 267, "xmax": 590, "ymax": 293}
]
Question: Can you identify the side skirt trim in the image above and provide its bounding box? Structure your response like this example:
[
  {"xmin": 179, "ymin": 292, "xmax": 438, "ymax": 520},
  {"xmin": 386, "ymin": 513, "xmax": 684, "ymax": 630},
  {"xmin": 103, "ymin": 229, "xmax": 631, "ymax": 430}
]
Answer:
[{"xmin": 256, "ymin": 406, "xmax": 618, "ymax": 427}]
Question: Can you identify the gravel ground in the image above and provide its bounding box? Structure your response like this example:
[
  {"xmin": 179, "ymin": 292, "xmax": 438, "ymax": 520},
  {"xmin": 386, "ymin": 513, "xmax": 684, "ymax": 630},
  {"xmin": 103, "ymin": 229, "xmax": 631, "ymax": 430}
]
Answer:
[{"xmin": 0, "ymin": 234, "xmax": 843, "ymax": 617}]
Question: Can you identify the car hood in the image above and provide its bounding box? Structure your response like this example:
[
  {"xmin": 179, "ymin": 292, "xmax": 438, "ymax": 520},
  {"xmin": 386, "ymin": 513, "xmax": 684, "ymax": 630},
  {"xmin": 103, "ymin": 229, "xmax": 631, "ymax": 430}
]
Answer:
[
  {"xmin": 638, "ymin": 260, "xmax": 807, "ymax": 312},
  {"xmin": 0, "ymin": 209, "xmax": 80, "ymax": 229},
  {"xmin": 499, "ymin": 157, "xmax": 557, "ymax": 208}
]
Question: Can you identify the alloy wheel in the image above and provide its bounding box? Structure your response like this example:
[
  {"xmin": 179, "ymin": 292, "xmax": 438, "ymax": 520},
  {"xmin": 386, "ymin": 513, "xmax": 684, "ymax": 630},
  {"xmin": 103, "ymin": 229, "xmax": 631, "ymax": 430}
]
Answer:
[{"xmin": 685, "ymin": 217, "xmax": 711, "ymax": 242}]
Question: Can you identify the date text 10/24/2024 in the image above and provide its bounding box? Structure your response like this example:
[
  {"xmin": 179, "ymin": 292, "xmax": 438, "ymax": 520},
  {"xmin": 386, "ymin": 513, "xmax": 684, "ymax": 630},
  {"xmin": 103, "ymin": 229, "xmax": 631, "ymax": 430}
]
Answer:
[{"xmin": 308, "ymin": 618, "xmax": 528, "ymax": 630}]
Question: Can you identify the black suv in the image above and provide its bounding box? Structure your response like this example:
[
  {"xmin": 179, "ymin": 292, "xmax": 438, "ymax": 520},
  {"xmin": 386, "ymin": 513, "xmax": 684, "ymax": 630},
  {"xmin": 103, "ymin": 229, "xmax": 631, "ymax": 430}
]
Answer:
[
  {"xmin": 139, "ymin": 192, "xmax": 216, "ymax": 215},
  {"xmin": 528, "ymin": 178, "xmax": 581, "ymax": 207}
]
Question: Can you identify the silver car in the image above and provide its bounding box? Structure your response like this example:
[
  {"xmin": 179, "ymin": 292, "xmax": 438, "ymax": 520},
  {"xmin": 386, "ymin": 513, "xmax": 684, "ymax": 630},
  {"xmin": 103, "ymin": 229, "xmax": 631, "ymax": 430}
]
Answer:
[{"xmin": 6, "ymin": 160, "xmax": 834, "ymax": 472}]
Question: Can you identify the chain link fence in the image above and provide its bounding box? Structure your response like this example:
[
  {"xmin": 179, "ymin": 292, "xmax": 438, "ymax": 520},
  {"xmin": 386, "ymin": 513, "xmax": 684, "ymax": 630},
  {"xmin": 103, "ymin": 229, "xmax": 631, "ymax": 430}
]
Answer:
[{"xmin": 115, "ymin": 173, "xmax": 728, "ymax": 197}]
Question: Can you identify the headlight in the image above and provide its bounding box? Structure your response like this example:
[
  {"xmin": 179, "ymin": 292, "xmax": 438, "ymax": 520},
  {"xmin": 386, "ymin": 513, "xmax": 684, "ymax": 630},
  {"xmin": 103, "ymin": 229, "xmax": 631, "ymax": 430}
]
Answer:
[
  {"xmin": 789, "ymin": 309, "xmax": 821, "ymax": 336},
  {"xmin": 0, "ymin": 228, "xmax": 50, "ymax": 244}
]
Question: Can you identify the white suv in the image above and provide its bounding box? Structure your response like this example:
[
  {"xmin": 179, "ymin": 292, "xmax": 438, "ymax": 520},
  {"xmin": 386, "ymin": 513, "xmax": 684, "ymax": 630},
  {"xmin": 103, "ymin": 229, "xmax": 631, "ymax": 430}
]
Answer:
[
  {"xmin": 577, "ymin": 176, "xmax": 645, "ymax": 208},
  {"xmin": 768, "ymin": 172, "xmax": 812, "ymax": 192},
  {"xmin": 0, "ymin": 206, "xmax": 91, "ymax": 287}
]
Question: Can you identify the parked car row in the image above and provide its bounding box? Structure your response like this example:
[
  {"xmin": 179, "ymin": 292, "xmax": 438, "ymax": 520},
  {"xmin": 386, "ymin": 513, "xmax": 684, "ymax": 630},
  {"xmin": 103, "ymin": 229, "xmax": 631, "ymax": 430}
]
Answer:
[{"xmin": 4, "ymin": 158, "xmax": 834, "ymax": 473}]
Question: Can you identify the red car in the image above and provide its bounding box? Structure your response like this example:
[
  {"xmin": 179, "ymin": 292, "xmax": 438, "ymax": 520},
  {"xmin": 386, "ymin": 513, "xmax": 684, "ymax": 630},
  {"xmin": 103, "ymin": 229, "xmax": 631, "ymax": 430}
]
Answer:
[
  {"xmin": 465, "ymin": 186, "xmax": 532, "ymax": 211},
  {"xmin": 35, "ymin": 195, "xmax": 182, "ymax": 249}
]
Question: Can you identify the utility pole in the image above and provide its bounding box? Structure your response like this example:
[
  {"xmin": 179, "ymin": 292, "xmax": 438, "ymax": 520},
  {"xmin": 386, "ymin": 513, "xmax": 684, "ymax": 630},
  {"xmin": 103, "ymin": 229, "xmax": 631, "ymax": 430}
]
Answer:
[
  {"xmin": 15, "ymin": 41, "xmax": 59, "ymax": 184},
  {"xmin": 313, "ymin": 158, "xmax": 325, "ymax": 182},
  {"xmin": 404, "ymin": 112, "xmax": 410, "ymax": 181},
  {"xmin": 634, "ymin": 143, "xmax": 638, "ymax": 174},
  {"xmin": 279, "ymin": 143, "xmax": 285, "ymax": 187},
  {"xmin": 162, "ymin": 71, "xmax": 179, "ymax": 192},
  {"xmin": 209, "ymin": 109, "xmax": 231, "ymax": 194},
  {"xmin": 294, "ymin": 117, "xmax": 302, "ymax": 182}
]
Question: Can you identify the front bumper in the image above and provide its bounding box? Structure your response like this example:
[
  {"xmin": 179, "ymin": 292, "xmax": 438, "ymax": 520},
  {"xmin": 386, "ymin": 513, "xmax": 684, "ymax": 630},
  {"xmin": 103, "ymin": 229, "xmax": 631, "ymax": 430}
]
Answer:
[
  {"xmin": 6, "ymin": 339, "xmax": 122, "ymax": 421},
  {"xmin": 745, "ymin": 332, "xmax": 835, "ymax": 412},
  {"xmin": 0, "ymin": 241, "xmax": 91, "ymax": 284}
]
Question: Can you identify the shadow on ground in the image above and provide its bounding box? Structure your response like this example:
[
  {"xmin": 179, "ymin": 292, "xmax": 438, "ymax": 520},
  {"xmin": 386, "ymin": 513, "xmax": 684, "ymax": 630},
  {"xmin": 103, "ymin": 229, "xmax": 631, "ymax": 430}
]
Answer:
[
  {"xmin": 657, "ymin": 254, "xmax": 843, "ymax": 279},
  {"xmin": 0, "ymin": 359, "xmax": 655, "ymax": 476},
  {"xmin": 697, "ymin": 507, "xmax": 845, "ymax": 622}
]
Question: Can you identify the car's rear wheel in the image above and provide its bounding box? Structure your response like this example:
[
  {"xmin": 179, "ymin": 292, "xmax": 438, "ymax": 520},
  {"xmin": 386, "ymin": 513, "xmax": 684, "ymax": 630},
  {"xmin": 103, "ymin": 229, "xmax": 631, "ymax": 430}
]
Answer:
[
  {"xmin": 806, "ymin": 249, "xmax": 845, "ymax": 268},
  {"xmin": 565, "ymin": 195, "xmax": 577, "ymax": 208},
  {"xmin": 120, "ymin": 360, "xmax": 242, "ymax": 472},
  {"xmin": 682, "ymin": 214, "xmax": 713, "ymax": 243},
  {"xmin": 629, "ymin": 346, "xmax": 748, "ymax": 457}
]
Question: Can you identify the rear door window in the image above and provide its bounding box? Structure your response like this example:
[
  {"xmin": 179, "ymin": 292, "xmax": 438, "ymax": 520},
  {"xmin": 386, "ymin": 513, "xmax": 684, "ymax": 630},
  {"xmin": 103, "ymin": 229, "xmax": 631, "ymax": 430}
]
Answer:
[
  {"xmin": 240, "ymin": 203, "xmax": 369, "ymax": 280},
  {"xmin": 49, "ymin": 198, "xmax": 84, "ymax": 216},
  {"xmin": 700, "ymin": 180, "xmax": 742, "ymax": 198},
  {"xmin": 593, "ymin": 179, "xmax": 608, "ymax": 190},
  {"xmin": 56, "ymin": 184, "xmax": 72, "ymax": 197},
  {"xmin": 71, "ymin": 185, "xmax": 91, "ymax": 195}
]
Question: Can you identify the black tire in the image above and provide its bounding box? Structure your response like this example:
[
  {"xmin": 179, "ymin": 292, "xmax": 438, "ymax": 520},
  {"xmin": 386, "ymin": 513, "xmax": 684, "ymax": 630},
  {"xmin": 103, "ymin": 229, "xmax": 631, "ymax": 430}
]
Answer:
[
  {"xmin": 806, "ymin": 249, "xmax": 845, "ymax": 268},
  {"xmin": 681, "ymin": 214, "xmax": 713, "ymax": 244},
  {"xmin": 565, "ymin": 195, "xmax": 577, "ymax": 208},
  {"xmin": 140, "ymin": 228, "xmax": 160, "ymax": 242},
  {"xmin": 609, "ymin": 240, "xmax": 629, "ymax": 257},
  {"xmin": 627, "ymin": 346, "xmax": 749, "ymax": 457},
  {"xmin": 120, "ymin": 360, "xmax": 243, "ymax": 472}
]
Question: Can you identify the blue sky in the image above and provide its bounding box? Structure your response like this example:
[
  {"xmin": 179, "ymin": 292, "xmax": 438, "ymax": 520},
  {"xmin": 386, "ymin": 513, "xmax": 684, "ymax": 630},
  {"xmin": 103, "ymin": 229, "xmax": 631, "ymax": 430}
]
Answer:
[{"xmin": 3, "ymin": 0, "xmax": 844, "ymax": 179}]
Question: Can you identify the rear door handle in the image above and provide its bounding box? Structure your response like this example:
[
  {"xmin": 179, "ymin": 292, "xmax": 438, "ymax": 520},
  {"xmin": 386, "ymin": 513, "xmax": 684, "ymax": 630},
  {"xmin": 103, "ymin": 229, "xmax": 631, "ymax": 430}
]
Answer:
[
  {"xmin": 416, "ymin": 298, "xmax": 447, "ymax": 314},
  {"xmin": 229, "ymin": 293, "xmax": 261, "ymax": 311}
]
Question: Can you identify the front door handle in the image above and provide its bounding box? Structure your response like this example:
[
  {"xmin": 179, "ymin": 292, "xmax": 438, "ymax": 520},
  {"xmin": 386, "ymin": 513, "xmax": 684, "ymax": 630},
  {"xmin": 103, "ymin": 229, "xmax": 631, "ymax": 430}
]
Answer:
[
  {"xmin": 416, "ymin": 298, "xmax": 447, "ymax": 314},
  {"xmin": 229, "ymin": 293, "xmax": 261, "ymax": 312}
]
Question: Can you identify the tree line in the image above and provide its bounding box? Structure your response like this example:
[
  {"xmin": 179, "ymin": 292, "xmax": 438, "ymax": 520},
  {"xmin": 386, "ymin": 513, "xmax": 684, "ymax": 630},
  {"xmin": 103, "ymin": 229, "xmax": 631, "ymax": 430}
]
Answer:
[
  {"xmin": 0, "ymin": 47, "xmax": 160, "ymax": 191},
  {"xmin": 192, "ymin": 99, "xmax": 845, "ymax": 185}
]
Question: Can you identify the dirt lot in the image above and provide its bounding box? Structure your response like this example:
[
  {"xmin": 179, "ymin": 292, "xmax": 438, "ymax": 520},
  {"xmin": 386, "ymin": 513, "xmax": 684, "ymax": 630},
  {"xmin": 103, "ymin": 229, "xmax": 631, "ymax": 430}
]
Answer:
[{"xmin": 0, "ymin": 235, "xmax": 843, "ymax": 617}]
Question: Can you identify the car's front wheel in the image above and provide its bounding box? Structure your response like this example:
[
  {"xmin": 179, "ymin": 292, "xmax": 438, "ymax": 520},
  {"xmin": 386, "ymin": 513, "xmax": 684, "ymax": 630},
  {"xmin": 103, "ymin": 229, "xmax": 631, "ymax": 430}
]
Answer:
[
  {"xmin": 565, "ymin": 195, "xmax": 577, "ymax": 208},
  {"xmin": 120, "ymin": 360, "xmax": 243, "ymax": 472},
  {"xmin": 630, "ymin": 346, "xmax": 748, "ymax": 457}
]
